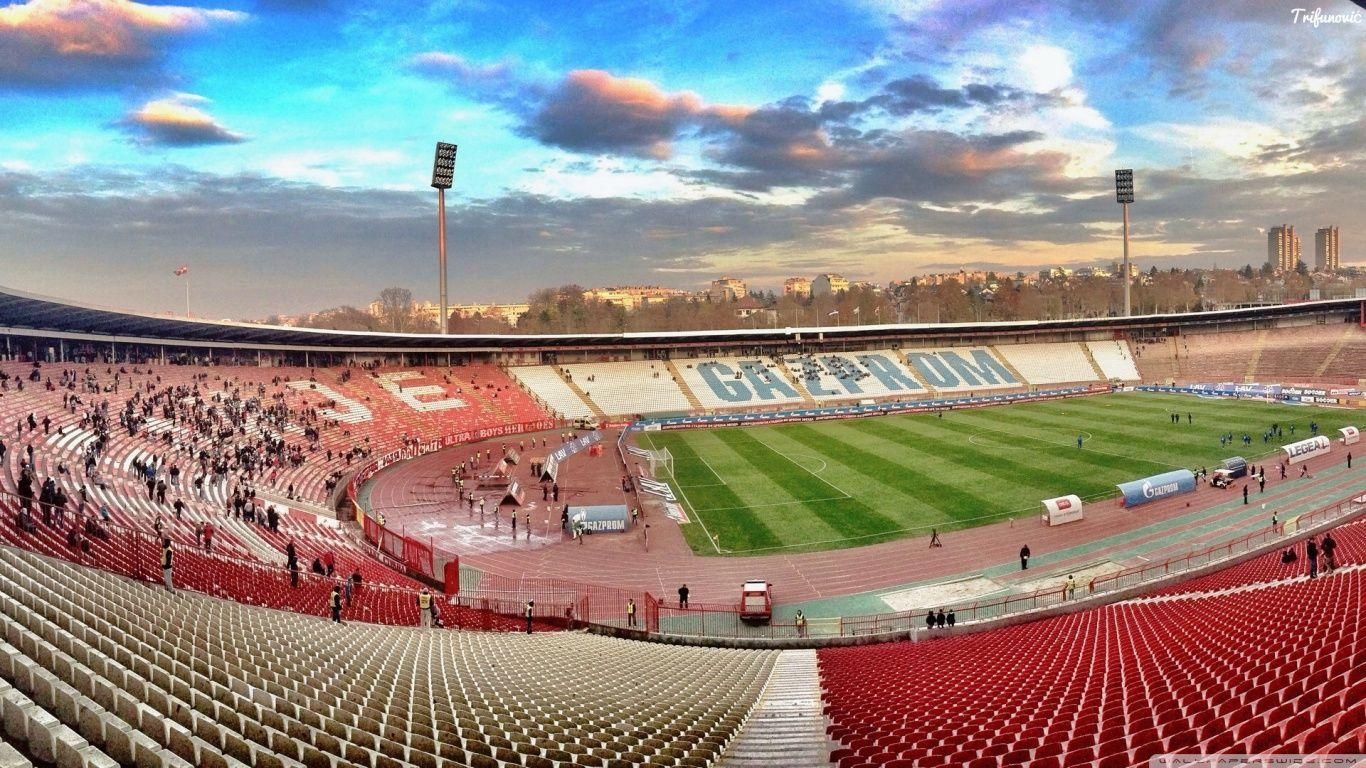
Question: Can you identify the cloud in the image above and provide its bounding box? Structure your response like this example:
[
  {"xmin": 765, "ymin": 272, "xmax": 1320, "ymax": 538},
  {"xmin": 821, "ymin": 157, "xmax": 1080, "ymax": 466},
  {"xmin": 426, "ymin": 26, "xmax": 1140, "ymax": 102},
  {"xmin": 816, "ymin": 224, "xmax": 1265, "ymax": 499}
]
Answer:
[
  {"xmin": 0, "ymin": 0, "xmax": 246, "ymax": 91},
  {"xmin": 523, "ymin": 70, "xmax": 751, "ymax": 159},
  {"xmin": 408, "ymin": 52, "xmax": 527, "ymax": 109},
  {"xmin": 117, "ymin": 94, "xmax": 246, "ymax": 147}
]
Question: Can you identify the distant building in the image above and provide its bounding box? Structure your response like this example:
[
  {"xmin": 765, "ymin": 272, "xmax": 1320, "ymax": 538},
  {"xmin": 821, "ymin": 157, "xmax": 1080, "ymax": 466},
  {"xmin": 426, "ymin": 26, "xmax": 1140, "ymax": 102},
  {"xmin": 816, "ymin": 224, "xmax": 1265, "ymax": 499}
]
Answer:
[
  {"xmin": 783, "ymin": 277, "xmax": 812, "ymax": 298},
  {"xmin": 583, "ymin": 286, "xmax": 691, "ymax": 311},
  {"xmin": 450, "ymin": 303, "xmax": 530, "ymax": 325},
  {"xmin": 1314, "ymin": 226, "xmax": 1340, "ymax": 272},
  {"xmin": 811, "ymin": 273, "xmax": 849, "ymax": 297},
  {"xmin": 709, "ymin": 277, "xmax": 747, "ymax": 302},
  {"xmin": 1267, "ymin": 224, "xmax": 1301, "ymax": 273}
]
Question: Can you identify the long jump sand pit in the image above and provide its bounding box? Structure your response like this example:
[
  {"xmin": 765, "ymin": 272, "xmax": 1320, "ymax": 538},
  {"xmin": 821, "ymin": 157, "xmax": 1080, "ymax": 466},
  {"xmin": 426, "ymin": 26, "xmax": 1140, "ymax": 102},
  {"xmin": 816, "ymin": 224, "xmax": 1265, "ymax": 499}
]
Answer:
[
  {"xmin": 880, "ymin": 576, "xmax": 1004, "ymax": 612},
  {"xmin": 1015, "ymin": 560, "xmax": 1127, "ymax": 593}
]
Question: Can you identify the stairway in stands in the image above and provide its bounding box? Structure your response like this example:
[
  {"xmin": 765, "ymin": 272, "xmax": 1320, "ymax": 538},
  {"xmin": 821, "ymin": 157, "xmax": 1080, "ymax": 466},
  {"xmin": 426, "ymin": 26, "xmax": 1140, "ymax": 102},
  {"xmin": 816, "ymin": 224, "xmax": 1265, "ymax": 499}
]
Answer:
[
  {"xmin": 562, "ymin": 375, "xmax": 608, "ymax": 422},
  {"xmin": 1244, "ymin": 328, "xmax": 1269, "ymax": 382},
  {"xmin": 664, "ymin": 360, "xmax": 706, "ymax": 411},
  {"xmin": 1315, "ymin": 324, "xmax": 1357, "ymax": 378},
  {"xmin": 719, "ymin": 649, "xmax": 833, "ymax": 767}
]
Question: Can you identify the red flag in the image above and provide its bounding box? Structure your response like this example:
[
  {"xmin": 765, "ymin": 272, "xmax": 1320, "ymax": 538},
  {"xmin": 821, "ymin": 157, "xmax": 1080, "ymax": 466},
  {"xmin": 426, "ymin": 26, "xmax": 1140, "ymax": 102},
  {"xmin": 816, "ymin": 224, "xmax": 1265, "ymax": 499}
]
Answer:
[{"xmin": 174, "ymin": 265, "xmax": 189, "ymax": 276}]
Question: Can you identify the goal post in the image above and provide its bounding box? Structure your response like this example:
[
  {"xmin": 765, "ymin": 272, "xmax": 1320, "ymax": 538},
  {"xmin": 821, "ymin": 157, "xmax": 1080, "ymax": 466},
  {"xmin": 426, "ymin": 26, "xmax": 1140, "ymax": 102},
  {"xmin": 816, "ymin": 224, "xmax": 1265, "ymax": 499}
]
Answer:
[{"xmin": 644, "ymin": 447, "xmax": 674, "ymax": 480}]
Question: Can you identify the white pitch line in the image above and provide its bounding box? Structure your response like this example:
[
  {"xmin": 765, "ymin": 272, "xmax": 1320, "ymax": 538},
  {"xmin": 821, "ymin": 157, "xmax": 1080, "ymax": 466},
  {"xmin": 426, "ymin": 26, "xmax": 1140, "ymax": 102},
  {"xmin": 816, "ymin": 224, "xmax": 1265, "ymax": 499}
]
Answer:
[
  {"xmin": 693, "ymin": 495, "xmax": 851, "ymax": 513},
  {"xmin": 641, "ymin": 432, "xmax": 721, "ymax": 555},
  {"xmin": 750, "ymin": 436, "xmax": 854, "ymax": 500}
]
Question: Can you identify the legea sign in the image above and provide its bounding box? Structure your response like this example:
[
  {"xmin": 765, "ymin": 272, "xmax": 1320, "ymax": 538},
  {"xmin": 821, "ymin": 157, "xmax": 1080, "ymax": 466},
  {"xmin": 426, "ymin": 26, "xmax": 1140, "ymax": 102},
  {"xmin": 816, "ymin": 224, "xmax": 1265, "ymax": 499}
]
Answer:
[{"xmin": 1282, "ymin": 435, "xmax": 1331, "ymax": 465}]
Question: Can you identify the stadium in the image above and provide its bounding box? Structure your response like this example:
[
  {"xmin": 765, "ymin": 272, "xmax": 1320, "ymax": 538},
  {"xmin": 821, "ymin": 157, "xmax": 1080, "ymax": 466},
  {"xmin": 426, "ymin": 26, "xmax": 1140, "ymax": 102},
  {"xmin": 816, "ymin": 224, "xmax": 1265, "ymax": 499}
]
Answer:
[{"xmin": 0, "ymin": 283, "xmax": 1362, "ymax": 768}]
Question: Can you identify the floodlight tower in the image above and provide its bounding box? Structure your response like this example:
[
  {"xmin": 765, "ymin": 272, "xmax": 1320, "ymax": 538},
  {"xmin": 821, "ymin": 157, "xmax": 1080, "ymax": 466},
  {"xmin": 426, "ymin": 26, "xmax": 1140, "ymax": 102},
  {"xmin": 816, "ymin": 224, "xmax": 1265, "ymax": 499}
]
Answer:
[
  {"xmin": 431, "ymin": 142, "xmax": 457, "ymax": 334},
  {"xmin": 1115, "ymin": 169, "xmax": 1134, "ymax": 317}
]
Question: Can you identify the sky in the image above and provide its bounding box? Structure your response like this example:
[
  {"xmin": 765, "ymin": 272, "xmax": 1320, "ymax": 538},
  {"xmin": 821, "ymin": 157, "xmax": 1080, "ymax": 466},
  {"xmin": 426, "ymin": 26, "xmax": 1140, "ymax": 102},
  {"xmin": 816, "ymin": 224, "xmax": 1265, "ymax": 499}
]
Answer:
[{"xmin": 0, "ymin": 0, "xmax": 1363, "ymax": 320}]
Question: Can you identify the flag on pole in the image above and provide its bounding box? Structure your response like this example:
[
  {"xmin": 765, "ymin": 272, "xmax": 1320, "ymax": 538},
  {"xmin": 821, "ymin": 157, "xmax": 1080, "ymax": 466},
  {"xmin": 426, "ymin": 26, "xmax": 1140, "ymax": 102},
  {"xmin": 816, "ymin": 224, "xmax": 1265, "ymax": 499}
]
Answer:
[
  {"xmin": 173, "ymin": 265, "xmax": 189, "ymax": 276},
  {"xmin": 827, "ymin": 310, "xmax": 839, "ymax": 317}
]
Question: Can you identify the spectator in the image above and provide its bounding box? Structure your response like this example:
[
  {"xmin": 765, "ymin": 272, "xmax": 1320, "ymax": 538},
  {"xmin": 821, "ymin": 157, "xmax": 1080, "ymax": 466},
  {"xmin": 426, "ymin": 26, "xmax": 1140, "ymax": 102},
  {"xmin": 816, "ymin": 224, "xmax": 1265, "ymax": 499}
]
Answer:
[
  {"xmin": 417, "ymin": 589, "xmax": 433, "ymax": 628},
  {"xmin": 524, "ymin": 600, "xmax": 535, "ymax": 634},
  {"xmin": 161, "ymin": 537, "xmax": 174, "ymax": 592},
  {"xmin": 1322, "ymin": 533, "xmax": 1337, "ymax": 573},
  {"xmin": 330, "ymin": 586, "xmax": 343, "ymax": 623},
  {"xmin": 1306, "ymin": 537, "xmax": 1318, "ymax": 579}
]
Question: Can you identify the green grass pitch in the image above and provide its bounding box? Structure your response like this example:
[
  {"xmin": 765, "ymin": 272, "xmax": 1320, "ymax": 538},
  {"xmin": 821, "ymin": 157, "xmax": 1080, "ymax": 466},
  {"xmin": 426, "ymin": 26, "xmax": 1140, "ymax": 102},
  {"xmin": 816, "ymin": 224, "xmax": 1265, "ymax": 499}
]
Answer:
[{"xmin": 636, "ymin": 391, "xmax": 1359, "ymax": 556}]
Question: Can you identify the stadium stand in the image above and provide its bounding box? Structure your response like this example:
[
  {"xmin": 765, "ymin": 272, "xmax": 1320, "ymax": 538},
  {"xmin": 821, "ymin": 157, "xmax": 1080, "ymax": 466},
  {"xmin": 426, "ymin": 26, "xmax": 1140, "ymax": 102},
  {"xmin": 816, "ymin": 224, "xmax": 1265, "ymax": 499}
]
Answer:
[
  {"xmin": 1147, "ymin": 517, "xmax": 1366, "ymax": 598},
  {"xmin": 671, "ymin": 358, "xmax": 809, "ymax": 410},
  {"xmin": 0, "ymin": 544, "xmax": 777, "ymax": 768},
  {"xmin": 1253, "ymin": 323, "xmax": 1366, "ymax": 385},
  {"xmin": 777, "ymin": 351, "xmax": 927, "ymax": 402},
  {"xmin": 558, "ymin": 362, "xmax": 693, "ymax": 417},
  {"xmin": 819, "ymin": 564, "xmax": 1366, "ymax": 767},
  {"xmin": 1084, "ymin": 341, "xmax": 1140, "ymax": 381},
  {"xmin": 894, "ymin": 347, "xmax": 1022, "ymax": 393},
  {"xmin": 506, "ymin": 367, "xmax": 597, "ymax": 420},
  {"xmin": 995, "ymin": 343, "xmax": 1098, "ymax": 385}
]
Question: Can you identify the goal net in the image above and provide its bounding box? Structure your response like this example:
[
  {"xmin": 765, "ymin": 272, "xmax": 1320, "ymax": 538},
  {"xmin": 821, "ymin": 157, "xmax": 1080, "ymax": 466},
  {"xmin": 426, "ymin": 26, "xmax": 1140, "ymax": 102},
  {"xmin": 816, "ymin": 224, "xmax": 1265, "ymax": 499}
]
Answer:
[{"xmin": 642, "ymin": 447, "xmax": 674, "ymax": 480}]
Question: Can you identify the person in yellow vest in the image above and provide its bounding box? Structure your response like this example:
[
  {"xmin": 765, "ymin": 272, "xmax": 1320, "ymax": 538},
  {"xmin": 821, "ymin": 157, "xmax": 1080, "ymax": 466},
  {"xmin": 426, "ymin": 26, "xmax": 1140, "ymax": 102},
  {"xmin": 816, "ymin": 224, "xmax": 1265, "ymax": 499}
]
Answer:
[
  {"xmin": 794, "ymin": 609, "xmax": 807, "ymax": 638},
  {"xmin": 626, "ymin": 598, "xmax": 636, "ymax": 628},
  {"xmin": 418, "ymin": 588, "xmax": 433, "ymax": 628},
  {"xmin": 161, "ymin": 537, "xmax": 174, "ymax": 592},
  {"xmin": 524, "ymin": 600, "xmax": 535, "ymax": 634}
]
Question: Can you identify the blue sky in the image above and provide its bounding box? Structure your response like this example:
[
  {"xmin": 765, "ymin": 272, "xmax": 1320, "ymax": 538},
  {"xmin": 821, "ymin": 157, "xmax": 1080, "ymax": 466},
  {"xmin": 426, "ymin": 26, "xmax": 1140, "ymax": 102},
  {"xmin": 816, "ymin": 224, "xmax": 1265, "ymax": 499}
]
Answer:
[{"xmin": 1, "ymin": 0, "xmax": 1363, "ymax": 318}]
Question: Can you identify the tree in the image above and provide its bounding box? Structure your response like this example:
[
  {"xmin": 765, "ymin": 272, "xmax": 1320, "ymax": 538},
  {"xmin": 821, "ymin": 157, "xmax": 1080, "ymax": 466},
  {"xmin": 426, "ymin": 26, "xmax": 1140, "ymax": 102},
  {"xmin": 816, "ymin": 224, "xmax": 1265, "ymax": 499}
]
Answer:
[{"xmin": 376, "ymin": 287, "xmax": 417, "ymax": 333}]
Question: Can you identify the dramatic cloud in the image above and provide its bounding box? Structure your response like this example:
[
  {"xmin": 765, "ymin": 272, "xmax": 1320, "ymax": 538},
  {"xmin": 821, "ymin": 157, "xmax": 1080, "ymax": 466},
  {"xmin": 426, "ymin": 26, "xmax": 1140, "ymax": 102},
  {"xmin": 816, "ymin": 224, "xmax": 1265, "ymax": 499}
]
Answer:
[
  {"xmin": 117, "ymin": 94, "xmax": 246, "ymax": 147},
  {"xmin": 523, "ymin": 70, "xmax": 750, "ymax": 159},
  {"xmin": 0, "ymin": 0, "xmax": 246, "ymax": 90}
]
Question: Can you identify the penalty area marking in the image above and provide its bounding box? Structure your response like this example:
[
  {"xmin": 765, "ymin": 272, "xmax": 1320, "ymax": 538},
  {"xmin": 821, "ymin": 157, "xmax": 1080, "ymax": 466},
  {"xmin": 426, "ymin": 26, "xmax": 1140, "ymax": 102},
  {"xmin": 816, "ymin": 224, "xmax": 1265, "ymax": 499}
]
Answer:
[{"xmin": 640, "ymin": 432, "xmax": 723, "ymax": 554}]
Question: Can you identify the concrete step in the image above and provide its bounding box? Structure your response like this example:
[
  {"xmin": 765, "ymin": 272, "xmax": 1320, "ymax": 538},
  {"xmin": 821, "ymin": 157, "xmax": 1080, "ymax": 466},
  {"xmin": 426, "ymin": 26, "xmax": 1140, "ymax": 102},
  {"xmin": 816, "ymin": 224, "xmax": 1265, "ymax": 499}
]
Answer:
[{"xmin": 718, "ymin": 649, "xmax": 834, "ymax": 768}]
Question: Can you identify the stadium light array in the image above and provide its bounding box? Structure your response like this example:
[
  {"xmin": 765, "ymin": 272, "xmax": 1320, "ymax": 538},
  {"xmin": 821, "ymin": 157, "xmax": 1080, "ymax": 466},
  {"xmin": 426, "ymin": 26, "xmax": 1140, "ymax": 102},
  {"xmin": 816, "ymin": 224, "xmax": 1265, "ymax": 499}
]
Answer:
[
  {"xmin": 432, "ymin": 142, "xmax": 458, "ymax": 334},
  {"xmin": 1115, "ymin": 169, "xmax": 1134, "ymax": 317}
]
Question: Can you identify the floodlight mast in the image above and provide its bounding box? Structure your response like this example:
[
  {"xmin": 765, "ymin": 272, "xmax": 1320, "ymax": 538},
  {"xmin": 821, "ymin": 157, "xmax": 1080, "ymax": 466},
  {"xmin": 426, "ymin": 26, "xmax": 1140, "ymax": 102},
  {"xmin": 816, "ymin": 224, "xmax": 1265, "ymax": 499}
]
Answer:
[
  {"xmin": 1115, "ymin": 169, "xmax": 1135, "ymax": 317},
  {"xmin": 431, "ymin": 142, "xmax": 457, "ymax": 334}
]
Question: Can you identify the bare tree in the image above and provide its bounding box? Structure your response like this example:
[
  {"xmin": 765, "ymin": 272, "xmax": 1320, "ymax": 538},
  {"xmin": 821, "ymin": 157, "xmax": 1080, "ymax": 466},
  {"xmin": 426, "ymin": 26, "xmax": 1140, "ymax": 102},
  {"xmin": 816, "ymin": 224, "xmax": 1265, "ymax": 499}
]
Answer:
[{"xmin": 376, "ymin": 287, "xmax": 417, "ymax": 333}]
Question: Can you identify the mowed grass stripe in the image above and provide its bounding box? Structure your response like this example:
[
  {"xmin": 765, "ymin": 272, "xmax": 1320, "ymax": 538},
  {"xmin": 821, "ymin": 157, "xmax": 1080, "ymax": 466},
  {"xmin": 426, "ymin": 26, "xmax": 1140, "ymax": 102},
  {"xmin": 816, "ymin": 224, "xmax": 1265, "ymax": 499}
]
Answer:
[
  {"xmin": 776, "ymin": 423, "xmax": 995, "ymax": 528},
  {"xmin": 972, "ymin": 401, "xmax": 1283, "ymax": 467},
  {"xmin": 713, "ymin": 429, "xmax": 899, "ymax": 538},
  {"xmin": 844, "ymin": 416, "xmax": 1112, "ymax": 501},
  {"xmin": 648, "ymin": 434, "xmax": 785, "ymax": 552},
  {"xmin": 755, "ymin": 427, "xmax": 948, "ymax": 523},
  {"xmin": 927, "ymin": 412, "xmax": 1174, "ymax": 477}
]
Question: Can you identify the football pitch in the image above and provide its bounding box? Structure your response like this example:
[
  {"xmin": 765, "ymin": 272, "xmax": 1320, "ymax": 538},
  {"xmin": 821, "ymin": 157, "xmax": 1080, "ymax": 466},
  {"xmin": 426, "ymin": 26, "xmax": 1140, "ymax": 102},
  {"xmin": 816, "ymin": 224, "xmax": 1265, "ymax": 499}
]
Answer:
[{"xmin": 636, "ymin": 391, "xmax": 1359, "ymax": 556}]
